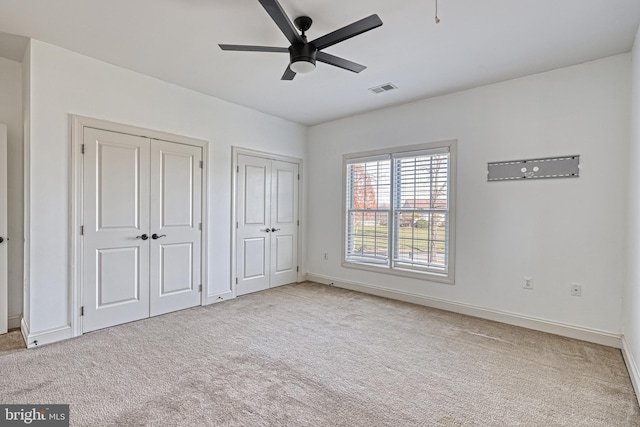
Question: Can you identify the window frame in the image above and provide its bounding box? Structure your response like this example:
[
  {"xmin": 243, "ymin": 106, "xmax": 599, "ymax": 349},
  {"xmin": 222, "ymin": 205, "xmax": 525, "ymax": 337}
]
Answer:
[{"xmin": 342, "ymin": 140, "xmax": 457, "ymax": 285}]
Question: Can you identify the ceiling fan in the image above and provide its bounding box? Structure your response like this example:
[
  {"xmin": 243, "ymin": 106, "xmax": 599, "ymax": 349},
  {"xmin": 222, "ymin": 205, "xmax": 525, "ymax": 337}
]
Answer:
[{"xmin": 219, "ymin": 0, "xmax": 383, "ymax": 80}]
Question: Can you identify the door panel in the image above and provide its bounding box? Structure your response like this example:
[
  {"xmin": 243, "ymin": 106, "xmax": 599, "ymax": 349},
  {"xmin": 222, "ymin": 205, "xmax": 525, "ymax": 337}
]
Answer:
[
  {"xmin": 236, "ymin": 155, "xmax": 271, "ymax": 295},
  {"xmin": 160, "ymin": 243, "xmax": 193, "ymax": 295},
  {"xmin": 160, "ymin": 152, "xmax": 194, "ymax": 228},
  {"xmin": 270, "ymin": 160, "xmax": 299, "ymax": 287},
  {"xmin": 98, "ymin": 143, "xmax": 141, "ymax": 229},
  {"xmin": 83, "ymin": 128, "xmax": 150, "ymax": 333},
  {"xmin": 243, "ymin": 237, "xmax": 266, "ymax": 279},
  {"xmin": 274, "ymin": 234, "xmax": 294, "ymax": 273},
  {"xmin": 275, "ymin": 168, "xmax": 295, "ymax": 223},
  {"xmin": 97, "ymin": 247, "xmax": 141, "ymax": 306},
  {"xmin": 149, "ymin": 140, "xmax": 202, "ymax": 316},
  {"xmin": 244, "ymin": 165, "xmax": 268, "ymax": 225}
]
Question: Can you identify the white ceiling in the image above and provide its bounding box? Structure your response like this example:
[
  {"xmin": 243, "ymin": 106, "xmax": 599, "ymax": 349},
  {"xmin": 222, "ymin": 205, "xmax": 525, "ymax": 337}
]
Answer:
[{"xmin": 0, "ymin": 0, "xmax": 639, "ymax": 125}]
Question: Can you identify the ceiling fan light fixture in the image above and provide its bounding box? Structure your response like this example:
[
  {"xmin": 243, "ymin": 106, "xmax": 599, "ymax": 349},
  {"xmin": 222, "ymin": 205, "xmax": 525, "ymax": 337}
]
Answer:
[
  {"xmin": 289, "ymin": 43, "xmax": 317, "ymax": 75},
  {"xmin": 290, "ymin": 58, "xmax": 316, "ymax": 74}
]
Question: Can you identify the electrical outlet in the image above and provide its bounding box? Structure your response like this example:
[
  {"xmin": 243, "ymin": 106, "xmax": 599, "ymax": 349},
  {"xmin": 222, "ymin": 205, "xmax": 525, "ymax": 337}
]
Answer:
[
  {"xmin": 523, "ymin": 276, "xmax": 533, "ymax": 290},
  {"xmin": 323, "ymin": 252, "xmax": 328, "ymax": 261},
  {"xmin": 570, "ymin": 283, "xmax": 582, "ymax": 297}
]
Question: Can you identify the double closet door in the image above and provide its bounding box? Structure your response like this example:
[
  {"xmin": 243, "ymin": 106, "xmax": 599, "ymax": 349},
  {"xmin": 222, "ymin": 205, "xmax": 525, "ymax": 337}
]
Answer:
[
  {"xmin": 83, "ymin": 128, "xmax": 202, "ymax": 333},
  {"xmin": 236, "ymin": 154, "xmax": 299, "ymax": 296}
]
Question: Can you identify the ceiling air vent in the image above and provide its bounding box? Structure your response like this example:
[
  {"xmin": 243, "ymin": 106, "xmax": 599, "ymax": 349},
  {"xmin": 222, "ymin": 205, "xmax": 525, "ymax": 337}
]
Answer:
[{"xmin": 369, "ymin": 83, "xmax": 397, "ymax": 94}]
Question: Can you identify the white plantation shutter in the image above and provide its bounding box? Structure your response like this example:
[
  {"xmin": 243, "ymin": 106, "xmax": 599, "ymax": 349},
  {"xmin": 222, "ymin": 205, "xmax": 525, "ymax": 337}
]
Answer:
[
  {"xmin": 345, "ymin": 157, "xmax": 391, "ymax": 264},
  {"xmin": 344, "ymin": 141, "xmax": 455, "ymax": 282},
  {"xmin": 392, "ymin": 151, "xmax": 450, "ymax": 273}
]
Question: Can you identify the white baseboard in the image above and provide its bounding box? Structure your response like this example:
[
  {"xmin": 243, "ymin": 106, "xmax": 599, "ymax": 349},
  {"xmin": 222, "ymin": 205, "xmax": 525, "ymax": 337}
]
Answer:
[
  {"xmin": 8, "ymin": 314, "xmax": 21, "ymax": 329},
  {"xmin": 22, "ymin": 322, "xmax": 73, "ymax": 349},
  {"xmin": 305, "ymin": 273, "xmax": 622, "ymax": 348},
  {"xmin": 205, "ymin": 291, "xmax": 234, "ymax": 305},
  {"xmin": 622, "ymin": 336, "xmax": 640, "ymax": 404}
]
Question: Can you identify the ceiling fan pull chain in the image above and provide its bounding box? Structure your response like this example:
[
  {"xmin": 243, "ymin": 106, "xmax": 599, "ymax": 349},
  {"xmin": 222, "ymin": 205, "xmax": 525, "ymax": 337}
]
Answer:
[{"xmin": 435, "ymin": 0, "xmax": 441, "ymax": 24}]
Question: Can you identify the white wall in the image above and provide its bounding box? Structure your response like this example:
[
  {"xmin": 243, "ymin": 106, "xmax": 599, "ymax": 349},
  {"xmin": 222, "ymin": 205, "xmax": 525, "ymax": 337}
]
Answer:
[
  {"xmin": 307, "ymin": 55, "xmax": 630, "ymax": 335},
  {"xmin": 0, "ymin": 56, "xmax": 24, "ymax": 325},
  {"xmin": 25, "ymin": 40, "xmax": 307, "ymax": 334},
  {"xmin": 624, "ymin": 26, "xmax": 640, "ymax": 391}
]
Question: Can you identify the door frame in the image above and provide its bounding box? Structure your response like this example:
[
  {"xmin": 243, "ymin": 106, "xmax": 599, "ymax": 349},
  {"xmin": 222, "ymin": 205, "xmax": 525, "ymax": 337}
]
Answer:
[
  {"xmin": 231, "ymin": 147, "xmax": 303, "ymax": 296},
  {"xmin": 0, "ymin": 124, "xmax": 6, "ymax": 335},
  {"xmin": 70, "ymin": 115, "xmax": 209, "ymax": 337}
]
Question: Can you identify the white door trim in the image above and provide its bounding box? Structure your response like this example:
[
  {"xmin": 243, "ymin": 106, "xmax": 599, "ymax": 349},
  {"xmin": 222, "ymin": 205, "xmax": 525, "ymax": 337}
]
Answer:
[
  {"xmin": 0, "ymin": 124, "xmax": 6, "ymax": 335},
  {"xmin": 70, "ymin": 115, "xmax": 209, "ymax": 338},
  {"xmin": 231, "ymin": 147, "xmax": 303, "ymax": 297}
]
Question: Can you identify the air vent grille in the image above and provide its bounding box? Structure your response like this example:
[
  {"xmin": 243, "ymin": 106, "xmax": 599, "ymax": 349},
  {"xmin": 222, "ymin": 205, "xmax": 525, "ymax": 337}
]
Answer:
[{"xmin": 369, "ymin": 83, "xmax": 397, "ymax": 94}]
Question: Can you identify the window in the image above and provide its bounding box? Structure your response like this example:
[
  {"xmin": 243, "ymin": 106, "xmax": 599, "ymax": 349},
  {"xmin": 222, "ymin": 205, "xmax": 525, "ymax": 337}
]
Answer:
[{"xmin": 344, "ymin": 141, "xmax": 456, "ymax": 283}]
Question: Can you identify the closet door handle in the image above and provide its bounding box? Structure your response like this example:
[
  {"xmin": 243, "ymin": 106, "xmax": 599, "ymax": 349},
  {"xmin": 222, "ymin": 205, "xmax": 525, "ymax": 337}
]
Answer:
[
  {"xmin": 271, "ymin": 228, "xmax": 280, "ymax": 232},
  {"xmin": 136, "ymin": 234, "xmax": 149, "ymax": 241},
  {"xmin": 261, "ymin": 228, "xmax": 271, "ymax": 233},
  {"xmin": 151, "ymin": 234, "xmax": 166, "ymax": 240}
]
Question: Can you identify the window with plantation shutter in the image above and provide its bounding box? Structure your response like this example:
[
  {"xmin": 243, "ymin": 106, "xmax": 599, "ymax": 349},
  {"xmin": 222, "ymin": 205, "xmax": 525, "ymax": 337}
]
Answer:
[
  {"xmin": 345, "ymin": 157, "xmax": 391, "ymax": 265},
  {"xmin": 343, "ymin": 141, "xmax": 456, "ymax": 283}
]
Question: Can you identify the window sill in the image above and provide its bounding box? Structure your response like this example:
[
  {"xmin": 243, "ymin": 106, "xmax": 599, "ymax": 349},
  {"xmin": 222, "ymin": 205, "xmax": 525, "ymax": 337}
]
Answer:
[{"xmin": 342, "ymin": 260, "xmax": 454, "ymax": 285}]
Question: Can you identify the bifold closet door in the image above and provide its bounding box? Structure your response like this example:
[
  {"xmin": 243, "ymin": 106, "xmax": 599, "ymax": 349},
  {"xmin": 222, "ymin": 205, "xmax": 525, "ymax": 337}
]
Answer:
[
  {"xmin": 236, "ymin": 154, "xmax": 298, "ymax": 296},
  {"xmin": 83, "ymin": 128, "xmax": 151, "ymax": 333},
  {"xmin": 83, "ymin": 129, "xmax": 203, "ymax": 333}
]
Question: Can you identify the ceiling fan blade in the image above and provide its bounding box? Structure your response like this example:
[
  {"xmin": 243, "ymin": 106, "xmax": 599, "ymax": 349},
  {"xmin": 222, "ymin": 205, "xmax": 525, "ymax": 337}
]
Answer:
[
  {"xmin": 312, "ymin": 14, "xmax": 383, "ymax": 51},
  {"xmin": 258, "ymin": 0, "xmax": 303, "ymax": 45},
  {"xmin": 281, "ymin": 66, "xmax": 296, "ymax": 80},
  {"xmin": 219, "ymin": 44, "xmax": 288, "ymax": 53},
  {"xmin": 316, "ymin": 52, "xmax": 366, "ymax": 73}
]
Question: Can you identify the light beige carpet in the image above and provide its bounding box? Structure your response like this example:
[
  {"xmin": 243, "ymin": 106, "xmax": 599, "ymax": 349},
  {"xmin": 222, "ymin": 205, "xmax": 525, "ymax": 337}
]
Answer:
[
  {"xmin": 0, "ymin": 329, "xmax": 25, "ymax": 353},
  {"xmin": 0, "ymin": 282, "xmax": 638, "ymax": 426}
]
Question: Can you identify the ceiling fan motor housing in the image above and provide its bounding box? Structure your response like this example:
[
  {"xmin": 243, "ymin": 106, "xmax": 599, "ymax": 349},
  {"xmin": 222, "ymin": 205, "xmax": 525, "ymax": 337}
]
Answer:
[{"xmin": 289, "ymin": 42, "xmax": 317, "ymax": 67}]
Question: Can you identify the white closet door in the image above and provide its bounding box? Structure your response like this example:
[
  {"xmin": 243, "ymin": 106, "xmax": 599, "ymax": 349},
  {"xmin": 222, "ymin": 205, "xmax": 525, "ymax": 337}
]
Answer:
[
  {"xmin": 149, "ymin": 140, "xmax": 202, "ymax": 316},
  {"xmin": 270, "ymin": 160, "xmax": 298, "ymax": 287},
  {"xmin": 236, "ymin": 154, "xmax": 299, "ymax": 296},
  {"xmin": 83, "ymin": 128, "xmax": 150, "ymax": 333},
  {"xmin": 236, "ymin": 154, "xmax": 271, "ymax": 295}
]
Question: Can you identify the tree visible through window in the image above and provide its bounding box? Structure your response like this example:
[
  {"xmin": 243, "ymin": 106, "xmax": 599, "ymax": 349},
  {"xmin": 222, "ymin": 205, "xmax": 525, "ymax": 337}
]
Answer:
[{"xmin": 344, "ymin": 141, "xmax": 455, "ymax": 282}]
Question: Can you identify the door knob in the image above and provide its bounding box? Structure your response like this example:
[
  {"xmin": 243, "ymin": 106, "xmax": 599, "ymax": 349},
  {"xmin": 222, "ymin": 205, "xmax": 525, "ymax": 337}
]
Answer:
[
  {"xmin": 271, "ymin": 228, "xmax": 280, "ymax": 232},
  {"xmin": 136, "ymin": 234, "xmax": 149, "ymax": 240},
  {"xmin": 151, "ymin": 234, "xmax": 166, "ymax": 240},
  {"xmin": 0, "ymin": 237, "xmax": 4, "ymax": 244},
  {"xmin": 261, "ymin": 228, "xmax": 271, "ymax": 233}
]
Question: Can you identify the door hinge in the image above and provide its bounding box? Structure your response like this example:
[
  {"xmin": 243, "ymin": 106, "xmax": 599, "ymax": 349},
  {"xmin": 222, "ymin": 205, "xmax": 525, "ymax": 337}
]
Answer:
[
  {"xmin": 80, "ymin": 306, "xmax": 84, "ymax": 316},
  {"xmin": 236, "ymin": 221, "xmax": 238, "ymax": 229},
  {"xmin": 297, "ymin": 220, "xmax": 299, "ymax": 226},
  {"xmin": 199, "ymin": 223, "xmax": 202, "ymax": 230},
  {"xmin": 199, "ymin": 284, "xmax": 202, "ymax": 292},
  {"xmin": 199, "ymin": 160, "xmax": 203, "ymax": 169},
  {"xmin": 235, "ymin": 277, "xmax": 238, "ymax": 285},
  {"xmin": 80, "ymin": 225, "xmax": 84, "ymax": 235},
  {"xmin": 81, "ymin": 144, "xmax": 85, "ymax": 154},
  {"xmin": 237, "ymin": 165, "xmax": 239, "ymax": 173},
  {"xmin": 296, "ymin": 266, "xmax": 299, "ymax": 272},
  {"xmin": 298, "ymin": 173, "xmax": 300, "ymax": 180}
]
